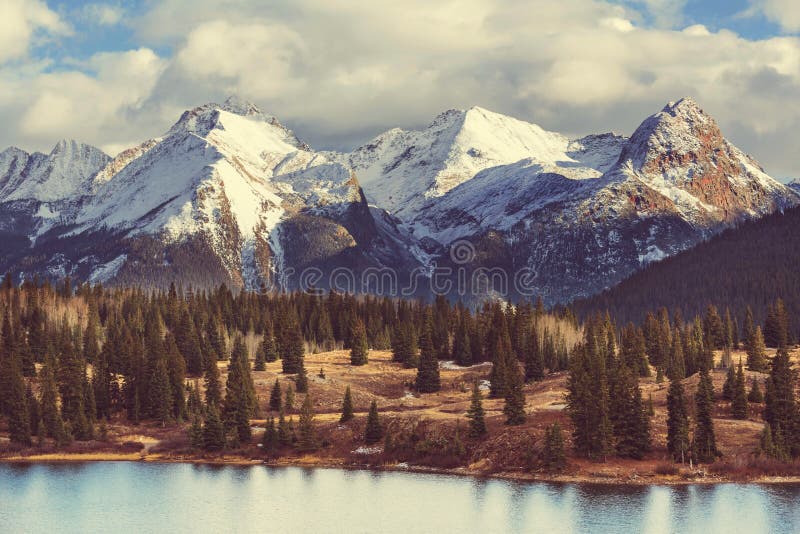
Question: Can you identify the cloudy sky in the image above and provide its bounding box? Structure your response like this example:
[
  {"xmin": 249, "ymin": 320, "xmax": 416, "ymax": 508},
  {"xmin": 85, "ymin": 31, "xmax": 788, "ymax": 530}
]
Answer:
[{"xmin": 1, "ymin": 0, "xmax": 799, "ymax": 180}]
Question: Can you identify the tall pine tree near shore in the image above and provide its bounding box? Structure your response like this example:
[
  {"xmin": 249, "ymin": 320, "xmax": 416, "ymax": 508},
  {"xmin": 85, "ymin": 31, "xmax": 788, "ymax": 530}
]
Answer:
[
  {"xmin": 692, "ymin": 368, "xmax": 719, "ymax": 463},
  {"xmin": 503, "ymin": 360, "xmax": 526, "ymax": 425},
  {"xmin": 666, "ymin": 374, "xmax": 690, "ymax": 463},
  {"xmin": 466, "ymin": 382, "xmax": 487, "ymax": 437},
  {"xmin": 364, "ymin": 400, "xmax": 383, "ymax": 444}
]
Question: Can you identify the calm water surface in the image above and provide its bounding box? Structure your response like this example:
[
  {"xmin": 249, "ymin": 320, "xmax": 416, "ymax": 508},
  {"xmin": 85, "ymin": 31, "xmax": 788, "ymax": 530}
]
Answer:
[{"xmin": 1, "ymin": 462, "xmax": 799, "ymax": 533}]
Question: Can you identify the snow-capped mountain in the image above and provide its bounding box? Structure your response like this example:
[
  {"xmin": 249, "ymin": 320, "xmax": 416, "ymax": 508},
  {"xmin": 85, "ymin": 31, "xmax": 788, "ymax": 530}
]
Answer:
[
  {"xmin": 331, "ymin": 106, "xmax": 581, "ymax": 219},
  {"xmin": 379, "ymin": 98, "xmax": 798, "ymax": 303},
  {"xmin": 0, "ymin": 97, "xmax": 419, "ymax": 290},
  {"xmin": 789, "ymin": 179, "xmax": 800, "ymax": 194},
  {"xmin": 0, "ymin": 96, "xmax": 797, "ymax": 303}
]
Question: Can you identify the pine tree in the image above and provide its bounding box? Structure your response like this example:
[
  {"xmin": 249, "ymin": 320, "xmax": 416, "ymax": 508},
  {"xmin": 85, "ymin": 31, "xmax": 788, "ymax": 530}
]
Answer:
[
  {"xmin": 609, "ymin": 363, "xmax": 650, "ymax": 459},
  {"xmin": 722, "ymin": 365, "xmax": 735, "ymax": 401},
  {"xmin": 39, "ymin": 356, "xmax": 66, "ymax": 441},
  {"xmin": 764, "ymin": 348, "xmax": 797, "ymax": 457},
  {"xmin": 541, "ymin": 422, "xmax": 566, "ymax": 471},
  {"xmin": 269, "ymin": 379, "xmax": 282, "ymax": 412},
  {"xmin": 666, "ymin": 375, "xmax": 690, "ymax": 463},
  {"xmin": 203, "ymin": 354, "xmax": 222, "ymax": 408},
  {"xmin": 295, "ymin": 363, "xmax": 309, "ymax": 394},
  {"xmin": 277, "ymin": 409, "xmax": 291, "ymax": 447},
  {"xmin": 202, "ymin": 404, "xmax": 225, "ymax": 451},
  {"xmin": 466, "ymin": 381, "xmax": 487, "ymax": 437},
  {"xmin": 749, "ymin": 379, "xmax": 763, "ymax": 404},
  {"xmin": 8, "ymin": 364, "xmax": 31, "ymax": 446},
  {"xmin": 262, "ymin": 416, "xmax": 278, "ymax": 453},
  {"xmin": 364, "ymin": 400, "xmax": 383, "ymax": 444},
  {"xmin": 280, "ymin": 312, "xmax": 305, "ymax": 374},
  {"xmin": 349, "ymin": 319, "xmax": 369, "ymax": 366},
  {"xmin": 452, "ymin": 318, "xmax": 473, "ymax": 366},
  {"xmin": 746, "ymin": 326, "xmax": 767, "ymax": 372},
  {"xmin": 731, "ymin": 362, "xmax": 749, "ymax": 419},
  {"xmin": 566, "ymin": 325, "xmax": 612, "ymax": 460},
  {"xmin": 415, "ymin": 313, "xmax": 440, "ymax": 393},
  {"xmin": 284, "ymin": 384, "xmax": 295, "ymax": 412},
  {"xmin": 692, "ymin": 368, "xmax": 719, "ymax": 463},
  {"xmin": 503, "ymin": 360, "xmax": 526, "ymax": 425},
  {"xmin": 340, "ymin": 386, "xmax": 354, "ymax": 423},
  {"xmin": 222, "ymin": 337, "xmax": 255, "ymax": 443},
  {"xmin": 297, "ymin": 394, "xmax": 317, "ymax": 451},
  {"xmin": 763, "ymin": 299, "xmax": 790, "ymax": 349},
  {"xmin": 523, "ymin": 324, "xmax": 544, "ymax": 382}
]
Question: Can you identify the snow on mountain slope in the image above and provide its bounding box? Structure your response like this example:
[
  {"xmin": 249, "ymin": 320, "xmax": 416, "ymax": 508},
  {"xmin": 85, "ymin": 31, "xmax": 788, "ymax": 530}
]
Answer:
[
  {"xmin": 335, "ymin": 106, "xmax": 579, "ymax": 218},
  {"xmin": 0, "ymin": 140, "xmax": 109, "ymax": 202},
  {"xmin": 789, "ymin": 179, "xmax": 800, "ymax": 194},
  {"xmin": 0, "ymin": 96, "xmax": 797, "ymax": 303},
  {"xmin": 0, "ymin": 97, "xmax": 415, "ymax": 291},
  {"xmin": 405, "ymin": 98, "xmax": 798, "ymax": 304}
]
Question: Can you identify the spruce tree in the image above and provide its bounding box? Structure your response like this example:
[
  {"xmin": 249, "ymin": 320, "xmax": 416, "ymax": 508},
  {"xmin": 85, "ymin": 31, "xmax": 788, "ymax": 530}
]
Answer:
[
  {"xmin": 295, "ymin": 364, "xmax": 309, "ymax": 394},
  {"xmin": 203, "ymin": 354, "xmax": 222, "ymax": 408},
  {"xmin": 466, "ymin": 381, "xmax": 487, "ymax": 437},
  {"xmin": 666, "ymin": 375, "xmax": 690, "ymax": 463},
  {"xmin": 285, "ymin": 384, "xmax": 295, "ymax": 412},
  {"xmin": 748, "ymin": 379, "xmax": 763, "ymax": 404},
  {"xmin": 202, "ymin": 404, "xmax": 225, "ymax": 451},
  {"xmin": 692, "ymin": 368, "xmax": 719, "ymax": 463},
  {"xmin": 262, "ymin": 416, "xmax": 278, "ymax": 453},
  {"xmin": 8, "ymin": 364, "xmax": 31, "ymax": 446},
  {"xmin": 415, "ymin": 313, "xmax": 440, "ymax": 393},
  {"xmin": 731, "ymin": 362, "xmax": 749, "ymax": 419},
  {"xmin": 340, "ymin": 386, "xmax": 354, "ymax": 423},
  {"xmin": 566, "ymin": 325, "xmax": 612, "ymax": 460},
  {"xmin": 503, "ymin": 360, "xmax": 526, "ymax": 425},
  {"xmin": 764, "ymin": 348, "xmax": 797, "ymax": 457},
  {"xmin": 39, "ymin": 356, "xmax": 66, "ymax": 441},
  {"xmin": 297, "ymin": 394, "xmax": 317, "ymax": 451},
  {"xmin": 269, "ymin": 379, "xmax": 282, "ymax": 412},
  {"xmin": 277, "ymin": 409, "xmax": 291, "ymax": 447},
  {"xmin": 610, "ymin": 363, "xmax": 650, "ymax": 459},
  {"xmin": 523, "ymin": 324, "xmax": 544, "ymax": 382},
  {"xmin": 722, "ymin": 365, "xmax": 735, "ymax": 401},
  {"xmin": 280, "ymin": 312, "xmax": 305, "ymax": 374},
  {"xmin": 746, "ymin": 326, "xmax": 767, "ymax": 372},
  {"xmin": 541, "ymin": 422, "xmax": 566, "ymax": 471},
  {"xmin": 364, "ymin": 400, "xmax": 383, "ymax": 444},
  {"xmin": 349, "ymin": 319, "xmax": 369, "ymax": 366}
]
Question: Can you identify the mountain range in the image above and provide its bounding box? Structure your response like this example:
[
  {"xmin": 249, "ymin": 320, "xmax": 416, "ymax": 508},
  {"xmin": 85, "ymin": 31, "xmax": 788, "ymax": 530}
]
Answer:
[{"xmin": 0, "ymin": 96, "xmax": 797, "ymax": 303}]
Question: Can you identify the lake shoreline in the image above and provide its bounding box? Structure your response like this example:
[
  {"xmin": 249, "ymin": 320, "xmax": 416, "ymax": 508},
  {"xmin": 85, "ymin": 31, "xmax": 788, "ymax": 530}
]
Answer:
[{"xmin": 4, "ymin": 452, "xmax": 800, "ymax": 486}]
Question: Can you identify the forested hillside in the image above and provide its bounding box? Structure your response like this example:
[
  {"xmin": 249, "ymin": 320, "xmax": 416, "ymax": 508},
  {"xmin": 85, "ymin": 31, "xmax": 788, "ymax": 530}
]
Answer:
[{"xmin": 573, "ymin": 206, "xmax": 800, "ymax": 337}]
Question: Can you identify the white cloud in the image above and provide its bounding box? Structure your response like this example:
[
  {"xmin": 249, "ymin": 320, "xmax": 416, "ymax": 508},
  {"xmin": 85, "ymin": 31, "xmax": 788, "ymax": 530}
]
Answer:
[
  {"xmin": 82, "ymin": 3, "xmax": 125, "ymax": 26},
  {"xmin": 8, "ymin": 48, "xmax": 165, "ymax": 153},
  {"xmin": 0, "ymin": 0, "xmax": 70, "ymax": 64},
  {"xmin": 1, "ymin": 0, "xmax": 800, "ymax": 178},
  {"xmin": 746, "ymin": 0, "xmax": 800, "ymax": 33}
]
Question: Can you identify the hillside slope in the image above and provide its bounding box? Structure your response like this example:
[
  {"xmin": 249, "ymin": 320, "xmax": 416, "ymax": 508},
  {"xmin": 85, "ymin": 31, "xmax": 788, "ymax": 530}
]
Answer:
[{"xmin": 572, "ymin": 205, "xmax": 800, "ymax": 334}]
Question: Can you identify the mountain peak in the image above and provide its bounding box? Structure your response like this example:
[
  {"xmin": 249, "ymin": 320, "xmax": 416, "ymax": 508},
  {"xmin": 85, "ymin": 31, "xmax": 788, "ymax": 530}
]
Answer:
[
  {"xmin": 220, "ymin": 95, "xmax": 265, "ymax": 117},
  {"xmin": 662, "ymin": 96, "xmax": 703, "ymax": 116}
]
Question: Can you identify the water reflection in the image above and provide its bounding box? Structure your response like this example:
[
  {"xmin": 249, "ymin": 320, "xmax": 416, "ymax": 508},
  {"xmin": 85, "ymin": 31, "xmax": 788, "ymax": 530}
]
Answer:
[{"xmin": 0, "ymin": 463, "xmax": 798, "ymax": 533}]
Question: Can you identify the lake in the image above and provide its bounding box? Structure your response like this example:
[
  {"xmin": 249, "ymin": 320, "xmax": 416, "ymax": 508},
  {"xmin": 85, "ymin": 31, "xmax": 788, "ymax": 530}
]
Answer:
[{"xmin": 1, "ymin": 462, "xmax": 799, "ymax": 533}]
